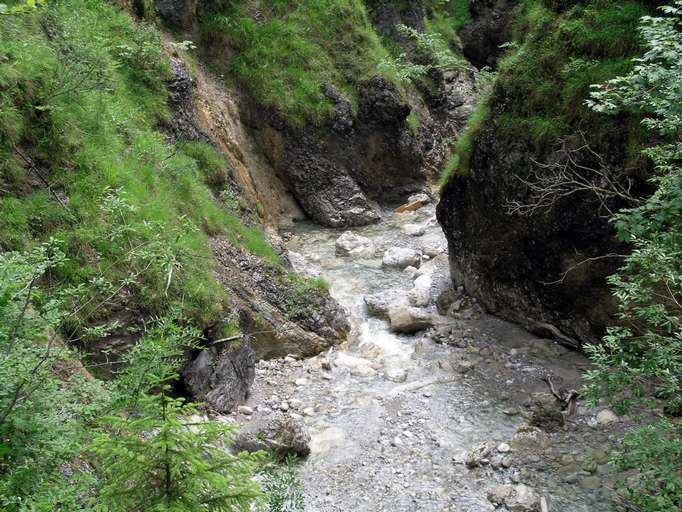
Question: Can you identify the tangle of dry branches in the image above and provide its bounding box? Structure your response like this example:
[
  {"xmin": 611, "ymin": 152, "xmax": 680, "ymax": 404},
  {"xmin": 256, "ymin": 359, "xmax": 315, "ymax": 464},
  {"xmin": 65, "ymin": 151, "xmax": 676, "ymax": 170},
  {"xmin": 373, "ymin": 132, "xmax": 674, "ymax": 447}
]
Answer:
[{"xmin": 506, "ymin": 134, "xmax": 644, "ymax": 217}]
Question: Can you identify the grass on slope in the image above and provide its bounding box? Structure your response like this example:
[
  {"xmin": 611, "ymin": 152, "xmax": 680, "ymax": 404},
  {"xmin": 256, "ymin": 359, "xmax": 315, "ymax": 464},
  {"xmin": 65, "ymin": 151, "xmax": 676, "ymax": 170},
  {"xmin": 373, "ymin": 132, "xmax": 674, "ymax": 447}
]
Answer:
[
  {"xmin": 0, "ymin": 0, "xmax": 278, "ymax": 330},
  {"xmin": 201, "ymin": 0, "xmax": 397, "ymax": 126},
  {"xmin": 440, "ymin": 0, "xmax": 651, "ymax": 185}
]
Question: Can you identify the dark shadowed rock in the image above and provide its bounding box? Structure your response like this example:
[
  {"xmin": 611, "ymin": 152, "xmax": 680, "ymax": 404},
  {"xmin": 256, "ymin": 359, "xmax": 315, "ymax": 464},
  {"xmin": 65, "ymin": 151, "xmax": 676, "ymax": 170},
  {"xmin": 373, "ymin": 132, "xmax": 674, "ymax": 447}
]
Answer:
[
  {"xmin": 436, "ymin": 116, "xmax": 626, "ymax": 346},
  {"xmin": 459, "ymin": 0, "xmax": 519, "ymax": 69},
  {"xmin": 183, "ymin": 343, "xmax": 255, "ymax": 413},
  {"xmin": 242, "ymin": 76, "xmax": 425, "ymax": 227},
  {"xmin": 165, "ymin": 58, "xmax": 207, "ymax": 142},
  {"xmin": 154, "ymin": 0, "xmax": 198, "ymax": 29}
]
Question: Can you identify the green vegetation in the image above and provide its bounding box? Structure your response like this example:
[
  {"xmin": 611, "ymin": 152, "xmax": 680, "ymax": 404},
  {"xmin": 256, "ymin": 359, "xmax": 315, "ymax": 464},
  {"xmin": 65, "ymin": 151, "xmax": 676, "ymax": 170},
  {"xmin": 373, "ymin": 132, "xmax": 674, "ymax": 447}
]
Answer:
[
  {"xmin": 424, "ymin": 0, "xmax": 472, "ymax": 41},
  {"xmin": 280, "ymin": 274, "xmax": 330, "ymax": 321},
  {"xmin": 0, "ymin": 1, "xmax": 283, "ymax": 507},
  {"xmin": 440, "ymin": 0, "xmax": 652, "ymax": 187},
  {"xmin": 583, "ymin": 3, "xmax": 682, "ymax": 509},
  {"xmin": 260, "ymin": 455, "xmax": 305, "ymax": 512},
  {"xmin": 439, "ymin": 91, "xmax": 491, "ymax": 185},
  {"xmin": 201, "ymin": 0, "xmax": 395, "ymax": 126},
  {"xmin": 0, "ymin": 242, "xmax": 265, "ymax": 511},
  {"xmin": 94, "ymin": 383, "xmax": 262, "ymax": 511},
  {"xmin": 0, "ymin": 0, "xmax": 277, "ymax": 329},
  {"xmin": 496, "ymin": 0, "xmax": 647, "ymax": 144},
  {"xmin": 200, "ymin": 0, "xmax": 471, "ymax": 126},
  {"xmin": 496, "ymin": 0, "xmax": 648, "ymax": 148}
]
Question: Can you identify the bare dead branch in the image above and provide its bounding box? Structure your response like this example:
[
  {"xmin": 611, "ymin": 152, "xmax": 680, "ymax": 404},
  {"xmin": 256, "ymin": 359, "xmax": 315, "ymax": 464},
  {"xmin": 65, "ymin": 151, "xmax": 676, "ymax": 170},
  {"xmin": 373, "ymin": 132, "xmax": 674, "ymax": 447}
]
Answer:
[
  {"xmin": 506, "ymin": 133, "xmax": 644, "ymax": 217},
  {"xmin": 541, "ymin": 253, "xmax": 628, "ymax": 285}
]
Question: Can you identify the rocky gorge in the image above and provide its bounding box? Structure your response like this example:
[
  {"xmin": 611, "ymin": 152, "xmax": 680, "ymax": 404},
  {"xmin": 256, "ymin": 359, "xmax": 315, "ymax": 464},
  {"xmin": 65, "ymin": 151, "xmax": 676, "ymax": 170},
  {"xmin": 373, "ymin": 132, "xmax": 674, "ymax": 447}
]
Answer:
[
  {"xmin": 151, "ymin": 1, "xmax": 649, "ymax": 510},
  {"xmin": 1, "ymin": 0, "xmax": 668, "ymax": 509},
  {"xmin": 208, "ymin": 200, "xmax": 632, "ymax": 511}
]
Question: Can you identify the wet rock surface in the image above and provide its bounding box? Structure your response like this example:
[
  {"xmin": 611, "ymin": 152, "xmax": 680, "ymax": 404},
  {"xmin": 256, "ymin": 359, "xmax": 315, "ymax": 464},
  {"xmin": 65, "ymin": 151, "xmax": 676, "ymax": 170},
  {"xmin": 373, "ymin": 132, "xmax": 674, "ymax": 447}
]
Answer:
[{"xmin": 229, "ymin": 203, "xmax": 630, "ymax": 511}]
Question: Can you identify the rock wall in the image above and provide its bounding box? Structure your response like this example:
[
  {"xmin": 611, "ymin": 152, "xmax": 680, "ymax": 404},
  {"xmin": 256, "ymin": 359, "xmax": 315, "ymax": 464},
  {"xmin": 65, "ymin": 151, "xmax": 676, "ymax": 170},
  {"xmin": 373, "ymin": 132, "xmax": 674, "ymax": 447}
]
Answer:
[
  {"xmin": 436, "ymin": 1, "xmax": 652, "ymax": 346},
  {"xmin": 459, "ymin": 0, "xmax": 519, "ymax": 69},
  {"xmin": 155, "ymin": 0, "xmax": 480, "ymax": 228},
  {"xmin": 437, "ymin": 119, "xmax": 625, "ymax": 347},
  {"xmin": 242, "ymin": 77, "xmax": 425, "ymax": 227},
  {"xmin": 161, "ymin": 51, "xmax": 349, "ymax": 412}
]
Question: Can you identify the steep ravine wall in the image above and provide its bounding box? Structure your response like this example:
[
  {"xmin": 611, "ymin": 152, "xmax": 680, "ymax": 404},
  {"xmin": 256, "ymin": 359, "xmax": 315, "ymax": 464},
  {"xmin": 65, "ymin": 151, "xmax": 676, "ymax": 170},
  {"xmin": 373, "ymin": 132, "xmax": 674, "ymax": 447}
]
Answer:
[
  {"xmin": 437, "ymin": 0, "xmax": 654, "ymax": 346},
  {"xmin": 162, "ymin": 48, "xmax": 350, "ymax": 411},
  {"xmin": 154, "ymin": 0, "xmax": 481, "ymax": 228}
]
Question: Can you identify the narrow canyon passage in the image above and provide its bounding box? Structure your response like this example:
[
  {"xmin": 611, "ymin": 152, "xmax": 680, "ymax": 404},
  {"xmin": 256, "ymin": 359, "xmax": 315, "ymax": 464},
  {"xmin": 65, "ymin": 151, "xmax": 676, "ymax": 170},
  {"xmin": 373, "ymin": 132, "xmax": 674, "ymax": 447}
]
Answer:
[{"xmin": 239, "ymin": 201, "xmax": 625, "ymax": 512}]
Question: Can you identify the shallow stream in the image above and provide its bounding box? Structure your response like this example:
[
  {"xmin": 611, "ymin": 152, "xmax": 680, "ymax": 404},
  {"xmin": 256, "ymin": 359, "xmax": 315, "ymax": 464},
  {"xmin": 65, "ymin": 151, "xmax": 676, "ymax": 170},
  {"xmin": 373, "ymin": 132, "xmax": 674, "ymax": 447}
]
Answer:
[{"xmin": 246, "ymin": 202, "xmax": 625, "ymax": 511}]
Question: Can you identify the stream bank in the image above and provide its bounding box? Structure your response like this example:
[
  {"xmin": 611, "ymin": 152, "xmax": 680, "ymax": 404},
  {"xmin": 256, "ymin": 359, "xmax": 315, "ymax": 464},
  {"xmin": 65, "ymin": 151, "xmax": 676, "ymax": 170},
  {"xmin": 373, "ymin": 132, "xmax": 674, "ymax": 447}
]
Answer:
[{"xmin": 231, "ymin": 201, "xmax": 630, "ymax": 512}]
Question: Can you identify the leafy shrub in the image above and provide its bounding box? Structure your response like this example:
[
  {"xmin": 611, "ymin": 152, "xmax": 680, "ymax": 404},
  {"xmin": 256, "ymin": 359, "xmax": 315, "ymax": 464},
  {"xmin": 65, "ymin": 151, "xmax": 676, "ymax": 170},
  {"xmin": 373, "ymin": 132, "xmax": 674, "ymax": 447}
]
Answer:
[
  {"xmin": 584, "ymin": 3, "xmax": 682, "ymax": 510},
  {"xmin": 260, "ymin": 455, "xmax": 305, "ymax": 512}
]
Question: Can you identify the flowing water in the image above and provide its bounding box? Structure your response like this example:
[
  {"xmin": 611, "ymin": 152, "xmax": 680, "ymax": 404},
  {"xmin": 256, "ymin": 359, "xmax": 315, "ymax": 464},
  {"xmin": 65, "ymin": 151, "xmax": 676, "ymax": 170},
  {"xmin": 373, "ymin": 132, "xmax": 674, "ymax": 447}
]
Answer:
[{"xmin": 246, "ymin": 202, "xmax": 626, "ymax": 511}]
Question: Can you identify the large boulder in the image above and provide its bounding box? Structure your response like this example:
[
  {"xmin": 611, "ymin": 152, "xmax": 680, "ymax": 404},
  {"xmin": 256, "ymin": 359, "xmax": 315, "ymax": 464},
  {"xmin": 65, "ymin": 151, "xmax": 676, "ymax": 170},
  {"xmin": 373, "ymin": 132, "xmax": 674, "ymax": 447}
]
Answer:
[
  {"xmin": 388, "ymin": 306, "xmax": 433, "ymax": 334},
  {"xmin": 487, "ymin": 484, "xmax": 541, "ymax": 512},
  {"xmin": 211, "ymin": 238, "xmax": 349, "ymax": 360},
  {"xmin": 243, "ymin": 76, "xmax": 425, "ymax": 228},
  {"xmin": 382, "ymin": 247, "xmax": 421, "ymax": 269},
  {"xmin": 335, "ymin": 231, "xmax": 376, "ymax": 258},
  {"xmin": 234, "ymin": 416, "xmax": 311, "ymax": 459},
  {"xmin": 183, "ymin": 344, "xmax": 255, "ymax": 413},
  {"xmin": 364, "ymin": 289, "xmax": 408, "ymax": 320}
]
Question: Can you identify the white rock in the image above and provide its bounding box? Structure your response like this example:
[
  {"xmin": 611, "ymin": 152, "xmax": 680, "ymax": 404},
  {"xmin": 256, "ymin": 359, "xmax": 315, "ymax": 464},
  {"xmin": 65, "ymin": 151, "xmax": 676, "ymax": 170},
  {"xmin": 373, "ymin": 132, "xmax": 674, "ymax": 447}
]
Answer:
[
  {"xmin": 402, "ymin": 223, "xmax": 426, "ymax": 237},
  {"xmin": 335, "ymin": 231, "xmax": 375, "ymax": 258},
  {"xmin": 237, "ymin": 405, "xmax": 254, "ymax": 415},
  {"xmin": 280, "ymin": 402, "xmax": 290, "ymax": 412},
  {"xmin": 385, "ymin": 368, "xmax": 408, "ymax": 383},
  {"xmin": 382, "ymin": 247, "xmax": 421, "ymax": 269},
  {"xmin": 487, "ymin": 484, "xmax": 541, "ymax": 512},
  {"xmin": 287, "ymin": 251, "xmax": 321, "ymax": 278},
  {"xmin": 364, "ymin": 289, "xmax": 408, "ymax": 320},
  {"xmin": 497, "ymin": 442, "xmax": 511, "ymax": 453},
  {"xmin": 391, "ymin": 436, "xmax": 403, "ymax": 447},
  {"xmin": 408, "ymin": 193, "xmax": 430, "ymax": 204},
  {"xmin": 596, "ymin": 409, "xmax": 619, "ymax": 425},
  {"xmin": 419, "ymin": 234, "xmax": 447, "ymax": 257},
  {"xmin": 303, "ymin": 407, "xmax": 315, "ymax": 416},
  {"xmin": 408, "ymin": 287, "xmax": 431, "ymax": 307},
  {"xmin": 403, "ymin": 265, "xmax": 420, "ymax": 278},
  {"xmin": 294, "ymin": 378, "xmax": 308, "ymax": 386},
  {"xmin": 334, "ymin": 352, "xmax": 376, "ymax": 377}
]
